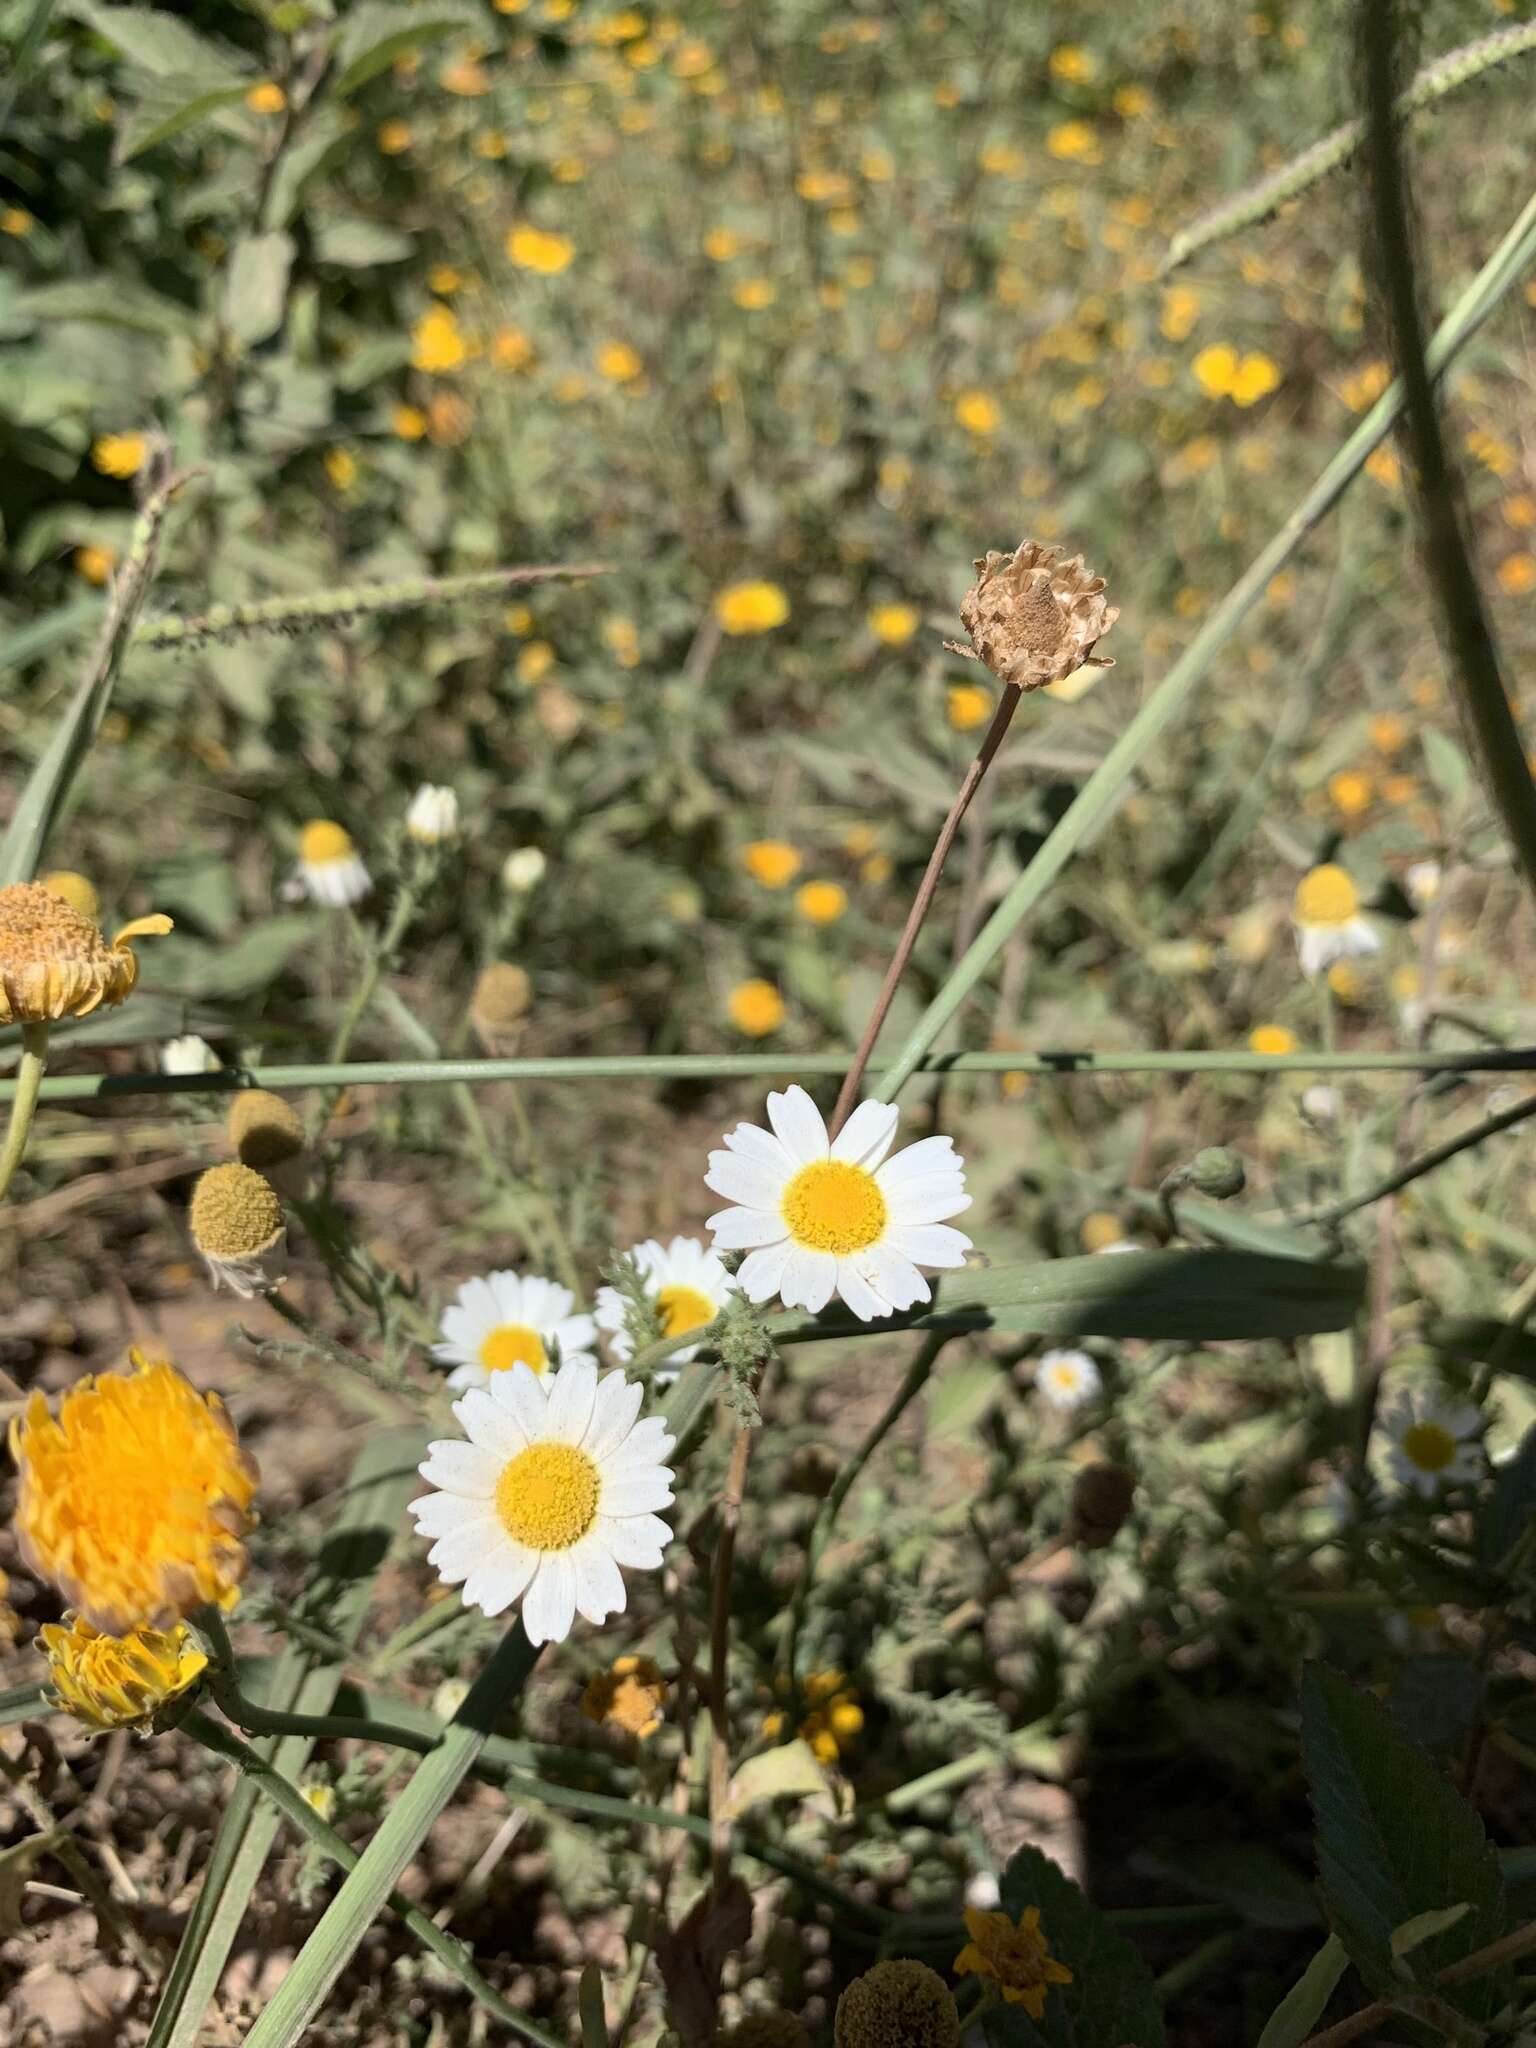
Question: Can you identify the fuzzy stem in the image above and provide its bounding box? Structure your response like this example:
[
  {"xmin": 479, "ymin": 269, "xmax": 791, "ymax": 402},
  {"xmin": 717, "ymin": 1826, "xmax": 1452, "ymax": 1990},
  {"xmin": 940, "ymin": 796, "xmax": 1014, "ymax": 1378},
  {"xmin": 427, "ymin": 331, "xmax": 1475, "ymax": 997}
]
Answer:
[{"xmin": 0, "ymin": 1022, "xmax": 49, "ymax": 1200}]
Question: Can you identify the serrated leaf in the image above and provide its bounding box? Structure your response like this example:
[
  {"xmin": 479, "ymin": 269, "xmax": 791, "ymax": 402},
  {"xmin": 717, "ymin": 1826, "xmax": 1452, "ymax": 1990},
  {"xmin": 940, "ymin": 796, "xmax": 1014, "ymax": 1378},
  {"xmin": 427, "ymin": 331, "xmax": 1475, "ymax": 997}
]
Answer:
[
  {"xmin": 1301, "ymin": 1664, "xmax": 1507, "ymax": 2018},
  {"xmin": 329, "ymin": 1, "xmax": 479, "ymax": 96},
  {"xmin": 774, "ymin": 1248, "xmax": 1366, "ymax": 1346},
  {"xmin": 1255, "ymin": 1933, "xmax": 1350, "ymax": 2048},
  {"xmin": 116, "ymin": 72, "xmax": 254, "ymax": 161},
  {"xmin": 1388, "ymin": 1656, "xmax": 1485, "ymax": 1753},
  {"xmin": 986, "ymin": 1845, "xmax": 1165, "ymax": 2048},
  {"xmin": 222, "ymin": 231, "xmax": 294, "ymax": 347}
]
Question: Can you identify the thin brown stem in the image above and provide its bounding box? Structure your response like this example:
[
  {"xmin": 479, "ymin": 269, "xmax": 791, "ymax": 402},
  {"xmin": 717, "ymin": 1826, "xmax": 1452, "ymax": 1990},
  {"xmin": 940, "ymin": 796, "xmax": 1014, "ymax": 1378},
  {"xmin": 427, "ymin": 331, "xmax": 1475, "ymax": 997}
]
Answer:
[{"xmin": 829, "ymin": 681, "xmax": 1023, "ymax": 1134}]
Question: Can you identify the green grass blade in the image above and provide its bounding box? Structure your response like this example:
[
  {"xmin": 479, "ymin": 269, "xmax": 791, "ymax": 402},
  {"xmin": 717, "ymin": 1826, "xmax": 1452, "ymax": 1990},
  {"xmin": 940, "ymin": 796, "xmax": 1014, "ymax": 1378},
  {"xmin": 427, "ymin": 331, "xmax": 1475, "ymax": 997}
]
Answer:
[
  {"xmin": 873, "ymin": 179, "xmax": 1536, "ymax": 1107},
  {"xmin": 146, "ymin": 1427, "xmax": 425, "ymax": 2048},
  {"xmin": 242, "ymin": 1621, "xmax": 541, "ymax": 2048},
  {"xmin": 768, "ymin": 1248, "xmax": 1365, "ymax": 1345}
]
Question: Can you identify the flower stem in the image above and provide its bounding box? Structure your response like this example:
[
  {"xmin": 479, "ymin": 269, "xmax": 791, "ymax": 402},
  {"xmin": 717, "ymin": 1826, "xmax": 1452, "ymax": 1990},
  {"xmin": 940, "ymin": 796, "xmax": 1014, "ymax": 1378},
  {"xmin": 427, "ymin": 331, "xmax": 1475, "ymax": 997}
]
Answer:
[{"xmin": 0, "ymin": 1021, "xmax": 49, "ymax": 1200}]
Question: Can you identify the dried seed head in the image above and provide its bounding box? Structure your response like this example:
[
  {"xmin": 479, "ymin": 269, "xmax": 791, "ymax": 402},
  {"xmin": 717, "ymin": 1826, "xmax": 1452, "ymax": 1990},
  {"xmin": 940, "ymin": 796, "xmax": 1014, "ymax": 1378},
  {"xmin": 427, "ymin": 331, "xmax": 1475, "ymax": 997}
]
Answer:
[
  {"xmin": 228, "ymin": 1089, "xmax": 306, "ymax": 1169},
  {"xmin": 189, "ymin": 1162, "xmax": 283, "ymax": 1260},
  {"xmin": 834, "ymin": 1960, "xmax": 961, "ymax": 2048},
  {"xmin": 0, "ymin": 882, "xmax": 172, "ymax": 1024},
  {"xmin": 950, "ymin": 538, "xmax": 1118, "ymax": 690},
  {"xmin": 471, "ymin": 962, "xmax": 533, "ymax": 1044}
]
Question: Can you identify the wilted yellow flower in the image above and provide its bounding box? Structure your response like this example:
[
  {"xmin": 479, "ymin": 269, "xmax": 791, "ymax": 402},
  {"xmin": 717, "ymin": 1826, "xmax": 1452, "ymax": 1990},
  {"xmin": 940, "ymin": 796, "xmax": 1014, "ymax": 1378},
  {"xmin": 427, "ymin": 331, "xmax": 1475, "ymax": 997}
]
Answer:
[
  {"xmin": 42, "ymin": 1615, "xmax": 208, "ymax": 1731},
  {"xmin": 728, "ymin": 979, "xmax": 784, "ymax": 1037},
  {"xmin": 1249, "ymin": 1024, "xmax": 1297, "ymax": 1057},
  {"xmin": 11, "ymin": 1352, "xmax": 258, "ymax": 1634},
  {"xmin": 40, "ymin": 871, "xmax": 100, "ymax": 920},
  {"xmin": 955, "ymin": 1905, "xmax": 1073, "ymax": 2018},
  {"xmin": 868, "ymin": 601, "xmax": 920, "ymax": 645},
  {"xmin": 742, "ymin": 840, "xmax": 801, "ymax": 889},
  {"xmin": 795, "ymin": 880, "xmax": 847, "ymax": 926},
  {"xmin": 835, "ymin": 1960, "xmax": 959, "ymax": 2048},
  {"xmin": 581, "ymin": 1653, "xmax": 668, "ymax": 1738},
  {"xmin": 92, "ymin": 432, "xmax": 147, "ymax": 479},
  {"xmin": 0, "ymin": 882, "xmax": 171, "ymax": 1025},
  {"xmin": 953, "ymin": 539, "xmax": 1117, "ymax": 690},
  {"xmin": 954, "ymin": 390, "xmax": 1000, "ymax": 435},
  {"xmin": 507, "ymin": 225, "xmax": 573, "ymax": 273},
  {"xmin": 596, "ymin": 339, "xmax": 643, "ymax": 383},
  {"xmin": 716, "ymin": 580, "xmax": 789, "ymax": 634},
  {"xmin": 245, "ymin": 81, "xmax": 286, "ymax": 115},
  {"xmin": 411, "ymin": 305, "xmax": 466, "ymax": 373}
]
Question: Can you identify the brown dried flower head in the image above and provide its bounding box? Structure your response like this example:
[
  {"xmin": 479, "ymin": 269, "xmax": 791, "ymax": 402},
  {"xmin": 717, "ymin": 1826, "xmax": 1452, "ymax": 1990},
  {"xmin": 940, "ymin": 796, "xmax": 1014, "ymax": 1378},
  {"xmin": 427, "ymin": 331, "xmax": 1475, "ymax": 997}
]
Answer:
[
  {"xmin": 716, "ymin": 2013, "xmax": 812, "ymax": 2048},
  {"xmin": 950, "ymin": 539, "xmax": 1117, "ymax": 691},
  {"xmin": 228, "ymin": 1088, "xmax": 306, "ymax": 1170},
  {"xmin": 835, "ymin": 1960, "xmax": 960, "ymax": 2048}
]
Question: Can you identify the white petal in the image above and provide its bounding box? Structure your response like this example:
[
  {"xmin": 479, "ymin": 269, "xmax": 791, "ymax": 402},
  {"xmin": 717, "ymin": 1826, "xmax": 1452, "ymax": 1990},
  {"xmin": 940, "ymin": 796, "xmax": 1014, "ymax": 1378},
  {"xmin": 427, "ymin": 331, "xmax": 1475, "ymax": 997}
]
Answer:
[
  {"xmin": 409, "ymin": 1491, "xmax": 485, "ymax": 1538},
  {"xmin": 878, "ymin": 1135, "xmax": 965, "ymax": 1182},
  {"xmin": 546, "ymin": 1355, "xmax": 598, "ymax": 1441},
  {"xmin": 722, "ymin": 1122, "xmax": 795, "ymax": 1172},
  {"xmin": 522, "ymin": 1555, "xmax": 577, "ymax": 1645},
  {"xmin": 602, "ymin": 1513, "xmax": 672, "ymax": 1567},
  {"xmin": 884, "ymin": 1179, "xmax": 973, "ymax": 1227},
  {"xmin": 553, "ymin": 1313, "xmax": 597, "ymax": 1355},
  {"xmin": 427, "ymin": 1519, "xmax": 502, "ymax": 1579},
  {"xmin": 703, "ymin": 1155, "xmax": 785, "ymax": 1209},
  {"xmin": 736, "ymin": 1242, "xmax": 791, "ymax": 1302},
  {"xmin": 831, "ymin": 1098, "xmax": 900, "ymax": 1168},
  {"xmin": 462, "ymin": 1545, "xmax": 538, "ymax": 1617},
  {"xmin": 487, "ymin": 1359, "xmax": 550, "ymax": 1442},
  {"xmin": 418, "ymin": 1440, "xmax": 501, "ymax": 1497},
  {"xmin": 889, "ymin": 1223, "xmax": 972, "ymax": 1268},
  {"xmin": 833, "ymin": 1260, "xmax": 887, "ymax": 1322},
  {"xmin": 601, "ymin": 1470, "xmax": 676, "ymax": 1516},
  {"xmin": 707, "ymin": 1204, "xmax": 788, "ymax": 1251},
  {"xmin": 780, "ymin": 1246, "xmax": 839, "ymax": 1313},
  {"xmin": 584, "ymin": 1373, "xmax": 645, "ymax": 1462},
  {"xmin": 573, "ymin": 1544, "xmax": 628, "ymax": 1626},
  {"xmin": 444, "ymin": 1361, "xmax": 489, "ymax": 1393},
  {"xmin": 856, "ymin": 1245, "xmax": 931, "ymax": 1312},
  {"xmin": 606, "ymin": 1417, "xmax": 676, "ymax": 1471},
  {"xmin": 455, "ymin": 1385, "xmax": 530, "ymax": 1459},
  {"xmin": 766, "ymin": 1085, "xmax": 829, "ymax": 1165},
  {"xmin": 592, "ymin": 1287, "xmax": 625, "ymax": 1336}
]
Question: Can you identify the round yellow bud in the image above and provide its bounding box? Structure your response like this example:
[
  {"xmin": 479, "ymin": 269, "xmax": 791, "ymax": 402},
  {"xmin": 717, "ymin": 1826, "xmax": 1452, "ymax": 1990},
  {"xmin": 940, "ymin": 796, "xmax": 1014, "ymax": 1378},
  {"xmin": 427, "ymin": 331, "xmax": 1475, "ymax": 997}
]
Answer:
[
  {"xmin": 41, "ymin": 871, "xmax": 100, "ymax": 920},
  {"xmin": 228, "ymin": 1089, "xmax": 305, "ymax": 1170},
  {"xmin": 189, "ymin": 1162, "xmax": 283, "ymax": 1260}
]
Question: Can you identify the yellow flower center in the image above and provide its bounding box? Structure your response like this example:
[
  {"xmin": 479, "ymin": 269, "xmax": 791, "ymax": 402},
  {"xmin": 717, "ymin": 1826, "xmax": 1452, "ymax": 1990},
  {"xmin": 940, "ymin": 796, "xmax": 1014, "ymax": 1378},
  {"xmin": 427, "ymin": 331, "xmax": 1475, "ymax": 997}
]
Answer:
[
  {"xmin": 495, "ymin": 1442, "xmax": 601, "ymax": 1550},
  {"xmin": 781, "ymin": 1160, "xmax": 888, "ymax": 1255},
  {"xmin": 299, "ymin": 820, "xmax": 354, "ymax": 866},
  {"xmin": 479, "ymin": 1323, "xmax": 548, "ymax": 1375},
  {"xmin": 656, "ymin": 1284, "xmax": 716, "ymax": 1340},
  {"xmin": 1050, "ymin": 1365, "xmax": 1079, "ymax": 1390},
  {"xmin": 1402, "ymin": 1421, "xmax": 1456, "ymax": 1472},
  {"xmin": 1293, "ymin": 863, "xmax": 1360, "ymax": 927}
]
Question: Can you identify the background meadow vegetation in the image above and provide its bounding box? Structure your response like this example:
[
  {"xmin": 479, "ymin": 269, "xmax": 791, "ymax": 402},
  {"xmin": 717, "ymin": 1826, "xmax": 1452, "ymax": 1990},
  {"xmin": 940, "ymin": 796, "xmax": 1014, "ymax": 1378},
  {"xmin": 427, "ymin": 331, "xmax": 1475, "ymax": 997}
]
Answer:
[{"xmin": 5, "ymin": 0, "xmax": 1536, "ymax": 2043}]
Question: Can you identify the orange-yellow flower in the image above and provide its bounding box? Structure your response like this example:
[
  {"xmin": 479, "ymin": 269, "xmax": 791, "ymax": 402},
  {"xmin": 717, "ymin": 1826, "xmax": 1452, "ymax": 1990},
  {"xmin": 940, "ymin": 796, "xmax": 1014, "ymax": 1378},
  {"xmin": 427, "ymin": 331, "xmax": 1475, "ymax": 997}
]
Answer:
[
  {"xmin": 742, "ymin": 840, "xmax": 801, "ymax": 889},
  {"xmin": 42, "ymin": 1615, "xmax": 209, "ymax": 1731},
  {"xmin": 507, "ymin": 225, "xmax": 573, "ymax": 273},
  {"xmin": 955, "ymin": 1904, "xmax": 1073, "ymax": 2019},
  {"xmin": 11, "ymin": 1352, "xmax": 258, "ymax": 1634},
  {"xmin": 795, "ymin": 880, "xmax": 847, "ymax": 926},
  {"xmin": 728, "ymin": 979, "xmax": 784, "ymax": 1037},
  {"xmin": 411, "ymin": 305, "xmax": 466, "ymax": 374},
  {"xmin": 715, "ymin": 581, "xmax": 789, "ymax": 635},
  {"xmin": 91, "ymin": 433, "xmax": 147, "ymax": 479}
]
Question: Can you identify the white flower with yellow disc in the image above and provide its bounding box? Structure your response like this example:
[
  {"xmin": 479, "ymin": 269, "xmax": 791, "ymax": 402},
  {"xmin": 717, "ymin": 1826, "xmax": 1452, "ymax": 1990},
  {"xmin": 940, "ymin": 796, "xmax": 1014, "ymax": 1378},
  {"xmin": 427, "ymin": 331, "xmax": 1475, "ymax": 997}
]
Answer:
[
  {"xmin": 1291, "ymin": 863, "xmax": 1379, "ymax": 978},
  {"xmin": 594, "ymin": 1235, "xmax": 737, "ymax": 1374},
  {"xmin": 288, "ymin": 819, "xmax": 371, "ymax": 908},
  {"xmin": 434, "ymin": 1269, "xmax": 596, "ymax": 1392},
  {"xmin": 1381, "ymin": 1389, "xmax": 1483, "ymax": 1498},
  {"xmin": 409, "ymin": 1358, "xmax": 675, "ymax": 1644},
  {"xmin": 704, "ymin": 1085, "xmax": 971, "ymax": 1322}
]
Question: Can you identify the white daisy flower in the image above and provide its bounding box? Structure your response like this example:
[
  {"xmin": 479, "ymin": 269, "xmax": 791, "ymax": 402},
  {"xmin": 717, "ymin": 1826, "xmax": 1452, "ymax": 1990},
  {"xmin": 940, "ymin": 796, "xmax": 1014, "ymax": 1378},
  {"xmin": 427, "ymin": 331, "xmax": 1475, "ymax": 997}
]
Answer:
[
  {"xmin": 289, "ymin": 819, "xmax": 371, "ymax": 908},
  {"xmin": 703, "ymin": 1085, "xmax": 972, "ymax": 1322},
  {"xmin": 1291, "ymin": 863, "xmax": 1379, "ymax": 978},
  {"xmin": 409, "ymin": 1357, "xmax": 676, "ymax": 1644},
  {"xmin": 594, "ymin": 1235, "xmax": 738, "ymax": 1376},
  {"xmin": 1380, "ymin": 1389, "xmax": 1483, "ymax": 1498},
  {"xmin": 433, "ymin": 1269, "xmax": 597, "ymax": 1393},
  {"xmin": 406, "ymin": 784, "xmax": 459, "ymax": 845},
  {"xmin": 1405, "ymin": 859, "xmax": 1441, "ymax": 910},
  {"xmin": 501, "ymin": 845, "xmax": 547, "ymax": 893},
  {"xmin": 1035, "ymin": 1348, "xmax": 1101, "ymax": 1410}
]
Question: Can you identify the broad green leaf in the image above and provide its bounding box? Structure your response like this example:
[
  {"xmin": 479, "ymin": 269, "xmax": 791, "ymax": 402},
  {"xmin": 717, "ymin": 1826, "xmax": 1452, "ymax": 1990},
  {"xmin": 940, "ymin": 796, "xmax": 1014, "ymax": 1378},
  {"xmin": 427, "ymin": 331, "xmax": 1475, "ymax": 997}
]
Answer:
[
  {"xmin": 773, "ymin": 1248, "xmax": 1366, "ymax": 1346},
  {"xmin": 727, "ymin": 1739, "xmax": 834, "ymax": 1820},
  {"xmin": 1388, "ymin": 1656, "xmax": 1485, "ymax": 1754},
  {"xmin": 1429, "ymin": 1312, "xmax": 1536, "ymax": 1381},
  {"xmin": 148, "ymin": 917, "xmax": 315, "ymax": 999},
  {"xmin": 116, "ymin": 73, "xmax": 255, "ymax": 160},
  {"xmin": 578, "ymin": 1965, "xmax": 606, "ymax": 2048},
  {"xmin": 221, "ymin": 231, "xmax": 294, "ymax": 347},
  {"xmin": 330, "ymin": 1, "xmax": 479, "ymax": 97},
  {"xmin": 311, "ymin": 216, "xmax": 415, "ymax": 267},
  {"xmin": 1255, "ymin": 1934, "xmax": 1350, "ymax": 2048},
  {"xmin": 1422, "ymin": 728, "xmax": 1474, "ymax": 812},
  {"xmin": 13, "ymin": 277, "xmax": 198, "ymax": 338},
  {"xmin": 1301, "ymin": 1664, "xmax": 1507, "ymax": 2018},
  {"xmin": 63, "ymin": 0, "xmax": 245, "ymax": 78},
  {"xmin": 985, "ymin": 1844, "xmax": 1165, "ymax": 2048}
]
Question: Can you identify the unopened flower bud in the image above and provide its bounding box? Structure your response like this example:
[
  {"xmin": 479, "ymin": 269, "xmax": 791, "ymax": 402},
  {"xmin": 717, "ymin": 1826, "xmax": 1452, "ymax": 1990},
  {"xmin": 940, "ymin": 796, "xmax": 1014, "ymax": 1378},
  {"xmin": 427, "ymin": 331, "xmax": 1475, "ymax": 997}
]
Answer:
[
  {"xmin": 501, "ymin": 846, "xmax": 547, "ymax": 893},
  {"xmin": 406, "ymin": 784, "xmax": 459, "ymax": 845},
  {"xmin": 1189, "ymin": 1146, "xmax": 1246, "ymax": 1199}
]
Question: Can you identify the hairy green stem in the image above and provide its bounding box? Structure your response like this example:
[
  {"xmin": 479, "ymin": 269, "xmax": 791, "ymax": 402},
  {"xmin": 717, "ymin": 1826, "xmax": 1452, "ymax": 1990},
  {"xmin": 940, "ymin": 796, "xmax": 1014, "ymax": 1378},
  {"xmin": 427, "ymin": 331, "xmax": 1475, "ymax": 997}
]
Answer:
[{"xmin": 1302, "ymin": 1090, "xmax": 1536, "ymax": 1229}]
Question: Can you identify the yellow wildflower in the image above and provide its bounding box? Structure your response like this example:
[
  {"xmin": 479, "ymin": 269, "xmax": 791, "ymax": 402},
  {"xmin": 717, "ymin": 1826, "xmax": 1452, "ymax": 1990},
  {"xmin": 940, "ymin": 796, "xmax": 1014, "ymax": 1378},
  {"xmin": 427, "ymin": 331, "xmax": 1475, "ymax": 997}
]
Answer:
[
  {"xmin": 728, "ymin": 979, "xmax": 784, "ymax": 1037},
  {"xmin": 596, "ymin": 339, "xmax": 643, "ymax": 383},
  {"xmin": 0, "ymin": 882, "xmax": 171, "ymax": 1024},
  {"xmin": 75, "ymin": 544, "xmax": 116, "ymax": 585},
  {"xmin": 954, "ymin": 390, "xmax": 1000, "ymax": 435},
  {"xmin": 742, "ymin": 841, "xmax": 801, "ymax": 889},
  {"xmin": 507, "ymin": 225, "xmax": 574, "ymax": 273},
  {"xmin": 245, "ymin": 81, "xmax": 286, "ymax": 115},
  {"xmin": 92, "ymin": 432, "xmax": 147, "ymax": 479},
  {"xmin": 581, "ymin": 1654, "xmax": 668, "ymax": 1738},
  {"xmin": 732, "ymin": 277, "xmax": 777, "ymax": 309},
  {"xmin": 411, "ymin": 305, "xmax": 466, "ymax": 373},
  {"xmin": 1249, "ymin": 1024, "xmax": 1298, "ymax": 1057},
  {"xmin": 393, "ymin": 403, "xmax": 427, "ymax": 441},
  {"xmin": 491, "ymin": 324, "xmax": 534, "ymax": 372},
  {"xmin": 947, "ymin": 682, "xmax": 993, "ymax": 731},
  {"xmin": 1046, "ymin": 120, "xmax": 1099, "ymax": 163},
  {"xmin": 868, "ymin": 601, "xmax": 919, "ymax": 645},
  {"xmin": 715, "ymin": 580, "xmax": 789, "ymax": 634},
  {"xmin": 955, "ymin": 1904, "xmax": 1073, "ymax": 2019},
  {"xmin": 795, "ymin": 881, "xmax": 848, "ymax": 926},
  {"xmin": 377, "ymin": 118, "xmax": 412, "ymax": 154},
  {"xmin": 42, "ymin": 1615, "xmax": 209, "ymax": 1731}
]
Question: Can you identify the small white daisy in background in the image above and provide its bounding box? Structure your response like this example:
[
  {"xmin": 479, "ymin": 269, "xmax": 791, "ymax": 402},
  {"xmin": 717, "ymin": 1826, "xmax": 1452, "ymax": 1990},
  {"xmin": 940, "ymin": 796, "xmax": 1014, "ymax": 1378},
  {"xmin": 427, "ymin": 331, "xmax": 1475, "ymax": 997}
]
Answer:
[
  {"xmin": 287, "ymin": 819, "xmax": 371, "ymax": 908},
  {"xmin": 501, "ymin": 845, "xmax": 547, "ymax": 893},
  {"xmin": 1301, "ymin": 1084, "xmax": 1342, "ymax": 1127},
  {"xmin": 160, "ymin": 1033, "xmax": 220, "ymax": 1075},
  {"xmin": 1034, "ymin": 1348, "xmax": 1101, "ymax": 1410},
  {"xmin": 409, "ymin": 1357, "xmax": 676, "ymax": 1644},
  {"xmin": 1291, "ymin": 863, "xmax": 1379, "ymax": 978},
  {"xmin": 594, "ymin": 1235, "xmax": 738, "ymax": 1376},
  {"xmin": 1405, "ymin": 859, "xmax": 1442, "ymax": 910},
  {"xmin": 1380, "ymin": 1388, "xmax": 1484, "ymax": 1497},
  {"xmin": 434, "ymin": 1269, "xmax": 597, "ymax": 1392},
  {"xmin": 405, "ymin": 783, "xmax": 460, "ymax": 845},
  {"xmin": 704, "ymin": 1085, "xmax": 971, "ymax": 1322}
]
